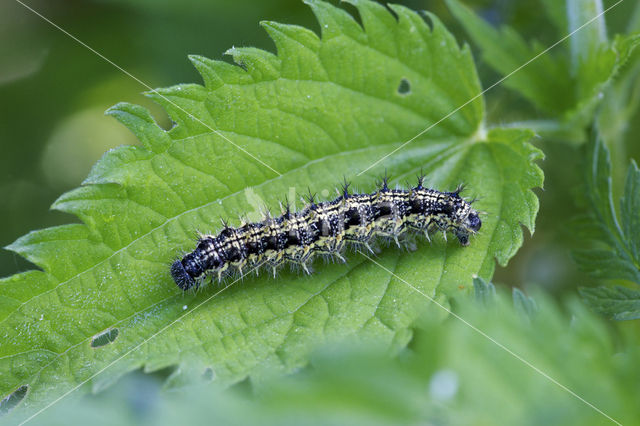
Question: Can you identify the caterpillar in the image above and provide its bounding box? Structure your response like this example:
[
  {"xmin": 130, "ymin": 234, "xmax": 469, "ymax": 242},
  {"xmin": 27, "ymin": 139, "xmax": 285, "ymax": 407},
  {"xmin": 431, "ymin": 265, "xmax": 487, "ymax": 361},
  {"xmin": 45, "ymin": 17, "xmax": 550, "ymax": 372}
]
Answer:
[{"xmin": 171, "ymin": 176, "xmax": 482, "ymax": 290}]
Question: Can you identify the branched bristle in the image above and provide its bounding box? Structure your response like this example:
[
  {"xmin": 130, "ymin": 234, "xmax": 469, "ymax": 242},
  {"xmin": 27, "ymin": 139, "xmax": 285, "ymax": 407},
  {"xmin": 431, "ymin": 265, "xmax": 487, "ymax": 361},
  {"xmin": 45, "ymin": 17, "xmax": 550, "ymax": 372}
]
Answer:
[
  {"xmin": 453, "ymin": 183, "xmax": 466, "ymax": 196},
  {"xmin": 304, "ymin": 188, "xmax": 317, "ymax": 204},
  {"xmin": 279, "ymin": 196, "xmax": 292, "ymax": 216},
  {"xmin": 416, "ymin": 170, "xmax": 426, "ymax": 189},
  {"xmin": 340, "ymin": 177, "xmax": 351, "ymax": 198},
  {"xmin": 378, "ymin": 170, "xmax": 390, "ymax": 191}
]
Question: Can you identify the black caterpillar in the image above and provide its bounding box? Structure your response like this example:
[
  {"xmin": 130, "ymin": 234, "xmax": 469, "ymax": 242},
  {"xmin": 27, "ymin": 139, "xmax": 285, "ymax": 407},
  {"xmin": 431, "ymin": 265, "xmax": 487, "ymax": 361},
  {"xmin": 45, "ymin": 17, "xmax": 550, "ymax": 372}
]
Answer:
[{"xmin": 171, "ymin": 176, "xmax": 482, "ymax": 290}]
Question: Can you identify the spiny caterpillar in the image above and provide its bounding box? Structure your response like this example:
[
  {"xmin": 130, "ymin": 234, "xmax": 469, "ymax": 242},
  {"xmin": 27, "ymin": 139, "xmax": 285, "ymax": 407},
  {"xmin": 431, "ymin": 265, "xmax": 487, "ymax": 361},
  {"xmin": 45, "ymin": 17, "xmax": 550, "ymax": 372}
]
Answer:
[{"xmin": 171, "ymin": 176, "xmax": 482, "ymax": 290}]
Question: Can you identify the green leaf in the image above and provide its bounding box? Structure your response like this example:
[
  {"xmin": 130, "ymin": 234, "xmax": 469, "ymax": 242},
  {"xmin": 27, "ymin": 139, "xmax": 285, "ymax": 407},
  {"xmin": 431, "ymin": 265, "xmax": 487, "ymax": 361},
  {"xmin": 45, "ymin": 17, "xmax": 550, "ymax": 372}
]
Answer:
[
  {"xmin": 25, "ymin": 287, "xmax": 640, "ymax": 426},
  {"xmin": 474, "ymin": 276, "xmax": 538, "ymax": 320},
  {"xmin": 597, "ymin": 39, "xmax": 640, "ymax": 151},
  {"xmin": 512, "ymin": 287, "xmax": 537, "ymax": 320},
  {"xmin": 432, "ymin": 290, "xmax": 639, "ymax": 425},
  {"xmin": 0, "ymin": 0, "xmax": 542, "ymax": 420},
  {"xmin": 579, "ymin": 286, "xmax": 640, "ymax": 320},
  {"xmin": 445, "ymin": 0, "xmax": 573, "ymax": 115},
  {"xmin": 472, "ymin": 276, "xmax": 495, "ymax": 306},
  {"xmin": 573, "ymin": 134, "xmax": 640, "ymax": 284},
  {"xmin": 595, "ymin": 31, "xmax": 640, "ymax": 183},
  {"xmin": 574, "ymin": 133, "xmax": 640, "ymax": 320},
  {"xmin": 446, "ymin": 0, "xmax": 640, "ymax": 128},
  {"xmin": 571, "ymin": 33, "xmax": 640, "ymax": 126},
  {"xmin": 621, "ymin": 160, "xmax": 640, "ymax": 260}
]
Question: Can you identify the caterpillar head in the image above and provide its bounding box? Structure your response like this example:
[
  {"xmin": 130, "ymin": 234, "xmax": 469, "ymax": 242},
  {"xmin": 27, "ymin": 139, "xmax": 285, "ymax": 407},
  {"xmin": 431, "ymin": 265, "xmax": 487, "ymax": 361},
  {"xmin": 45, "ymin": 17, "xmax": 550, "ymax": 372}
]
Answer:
[
  {"xmin": 450, "ymin": 194, "xmax": 482, "ymax": 246},
  {"xmin": 171, "ymin": 260, "xmax": 197, "ymax": 290}
]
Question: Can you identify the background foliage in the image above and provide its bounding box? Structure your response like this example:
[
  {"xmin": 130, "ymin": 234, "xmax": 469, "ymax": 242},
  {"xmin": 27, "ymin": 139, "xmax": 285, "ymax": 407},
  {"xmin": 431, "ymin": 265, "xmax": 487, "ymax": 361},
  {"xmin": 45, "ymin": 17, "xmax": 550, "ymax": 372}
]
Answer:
[{"xmin": 1, "ymin": 0, "xmax": 640, "ymax": 424}]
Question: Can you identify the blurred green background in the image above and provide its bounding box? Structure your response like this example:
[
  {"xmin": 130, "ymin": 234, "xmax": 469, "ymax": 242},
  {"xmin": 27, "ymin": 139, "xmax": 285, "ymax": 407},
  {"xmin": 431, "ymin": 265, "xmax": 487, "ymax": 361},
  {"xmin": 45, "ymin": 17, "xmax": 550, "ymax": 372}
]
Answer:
[{"xmin": 1, "ymin": 0, "xmax": 639, "ymax": 291}]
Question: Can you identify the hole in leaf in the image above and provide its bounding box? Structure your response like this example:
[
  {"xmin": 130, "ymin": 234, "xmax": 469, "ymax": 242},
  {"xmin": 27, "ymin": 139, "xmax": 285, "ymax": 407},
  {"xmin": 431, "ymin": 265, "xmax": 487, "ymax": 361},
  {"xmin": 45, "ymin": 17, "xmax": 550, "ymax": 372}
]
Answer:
[
  {"xmin": 91, "ymin": 328, "xmax": 119, "ymax": 348},
  {"xmin": 397, "ymin": 78, "xmax": 411, "ymax": 95},
  {"xmin": 1, "ymin": 385, "xmax": 28, "ymax": 415},
  {"xmin": 202, "ymin": 367, "xmax": 214, "ymax": 381}
]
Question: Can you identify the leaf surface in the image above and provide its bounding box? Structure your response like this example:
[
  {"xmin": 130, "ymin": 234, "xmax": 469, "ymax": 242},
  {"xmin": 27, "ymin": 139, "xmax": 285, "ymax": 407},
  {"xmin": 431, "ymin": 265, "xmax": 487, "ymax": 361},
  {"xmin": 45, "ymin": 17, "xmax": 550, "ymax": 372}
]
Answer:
[
  {"xmin": 23, "ymin": 281, "xmax": 640, "ymax": 426},
  {"xmin": 573, "ymin": 136, "xmax": 640, "ymax": 283},
  {"xmin": 579, "ymin": 286, "xmax": 640, "ymax": 320},
  {"xmin": 573, "ymin": 135, "xmax": 640, "ymax": 320}
]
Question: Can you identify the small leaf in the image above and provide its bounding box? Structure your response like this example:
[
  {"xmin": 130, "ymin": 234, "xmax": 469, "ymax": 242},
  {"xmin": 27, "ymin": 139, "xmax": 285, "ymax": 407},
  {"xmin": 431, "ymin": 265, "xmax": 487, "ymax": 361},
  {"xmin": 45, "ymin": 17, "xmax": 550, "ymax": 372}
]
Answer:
[
  {"xmin": 595, "ymin": 33, "xmax": 640, "ymax": 152},
  {"xmin": 572, "ymin": 134, "xmax": 640, "ymax": 285},
  {"xmin": 473, "ymin": 276, "xmax": 495, "ymax": 305},
  {"xmin": 579, "ymin": 286, "xmax": 640, "ymax": 320},
  {"xmin": 573, "ymin": 133, "xmax": 640, "ymax": 319},
  {"xmin": 445, "ymin": 0, "xmax": 573, "ymax": 115},
  {"xmin": 621, "ymin": 160, "xmax": 640, "ymax": 261},
  {"xmin": 512, "ymin": 287, "xmax": 537, "ymax": 320},
  {"xmin": 446, "ymin": 0, "xmax": 640, "ymax": 127}
]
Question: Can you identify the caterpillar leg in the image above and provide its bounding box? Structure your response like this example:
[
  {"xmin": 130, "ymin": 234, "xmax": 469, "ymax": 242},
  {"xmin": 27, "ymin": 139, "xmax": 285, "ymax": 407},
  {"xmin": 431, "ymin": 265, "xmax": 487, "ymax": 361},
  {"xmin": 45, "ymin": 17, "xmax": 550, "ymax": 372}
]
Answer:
[
  {"xmin": 362, "ymin": 242, "xmax": 376, "ymax": 254},
  {"xmin": 334, "ymin": 252, "xmax": 347, "ymax": 263},
  {"xmin": 301, "ymin": 262, "xmax": 313, "ymax": 275}
]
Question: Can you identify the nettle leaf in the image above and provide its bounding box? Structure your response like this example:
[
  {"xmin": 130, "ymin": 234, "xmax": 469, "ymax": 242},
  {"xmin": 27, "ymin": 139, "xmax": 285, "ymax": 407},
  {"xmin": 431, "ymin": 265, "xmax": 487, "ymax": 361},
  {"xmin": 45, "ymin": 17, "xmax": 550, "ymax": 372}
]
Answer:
[
  {"xmin": 573, "ymin": 134, "xmax": 640, "ymax": 319},
  {"xmin": 579, "ymin": 286, "xmax": 640, "ymax": 320},
  {"xmin": 446, "ymin": 0, "xmax": 573, "ymax": 115},
  {"xmin": 433, "ymin": 289, "xmax": 640, "ymax": 425},
  {"xmin": 24, "ymin": 284, "xmax": 640, "ymax": 426},
  {"xmin": 446, "ymin": 0, "xmax": 640, "ymax": 130},
  {"xmin": 573, "ymin": 135, "xmax": 640, "ymax": 282},
  {"xmin": 597, "ymin": 46, "xmax": 640, "ymax": 150},
  {"xmin": 0, "ymin": 0, "xmax": 542, "ymax": 420}
]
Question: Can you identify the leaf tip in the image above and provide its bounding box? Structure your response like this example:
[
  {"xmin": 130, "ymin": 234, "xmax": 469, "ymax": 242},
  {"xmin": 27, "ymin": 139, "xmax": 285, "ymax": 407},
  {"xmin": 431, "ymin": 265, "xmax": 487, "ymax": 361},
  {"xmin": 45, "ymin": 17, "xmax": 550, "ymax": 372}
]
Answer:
[
  {"xmin": 258, "ymin": 20, "xmax": 276, "ymax": 30},
  {"xmin": 105, "ymin": 102, "xmax": 167, "ymax": 151},
  {"xmin": 188, "ymin": 54, "xmax": 225, "ymax": 89}
]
